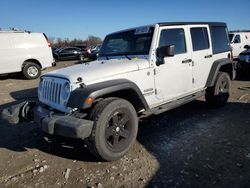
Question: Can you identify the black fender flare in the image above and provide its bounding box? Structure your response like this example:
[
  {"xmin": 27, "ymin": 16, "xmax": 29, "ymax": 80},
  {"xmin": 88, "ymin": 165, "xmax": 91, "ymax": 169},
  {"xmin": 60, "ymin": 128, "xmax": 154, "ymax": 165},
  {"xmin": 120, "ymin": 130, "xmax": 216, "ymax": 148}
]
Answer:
[
  {"xmin": 205, "ymin": 58, "xmax": 235, "ymax": 87},
  {"xmin": 67, "ymin": 79, "xmax": 149, "ymax": 110}
]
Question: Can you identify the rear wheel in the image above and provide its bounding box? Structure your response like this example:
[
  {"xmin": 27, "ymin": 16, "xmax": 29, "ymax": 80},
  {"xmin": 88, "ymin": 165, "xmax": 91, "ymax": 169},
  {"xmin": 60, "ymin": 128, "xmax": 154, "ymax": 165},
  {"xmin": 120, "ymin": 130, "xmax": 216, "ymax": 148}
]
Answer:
[
  {"xmin": 22, "ymin": 62, "xmax": 41, "ymax": 79},
  {"xmin": 87, "ymin": 98, "xmax": 138, "ymax": 161},
  {"xmin": 205, "ymin": 72, "xmax": 231, "ymax": 107}
]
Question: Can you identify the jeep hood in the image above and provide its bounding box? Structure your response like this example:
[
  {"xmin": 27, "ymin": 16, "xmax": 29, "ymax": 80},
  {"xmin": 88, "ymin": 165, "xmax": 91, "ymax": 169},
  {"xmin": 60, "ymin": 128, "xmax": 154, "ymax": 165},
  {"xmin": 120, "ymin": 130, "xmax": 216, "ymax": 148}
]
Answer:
[{"xmin": 44, "ymin": 58, "xmax": 149, "ymax": 84}]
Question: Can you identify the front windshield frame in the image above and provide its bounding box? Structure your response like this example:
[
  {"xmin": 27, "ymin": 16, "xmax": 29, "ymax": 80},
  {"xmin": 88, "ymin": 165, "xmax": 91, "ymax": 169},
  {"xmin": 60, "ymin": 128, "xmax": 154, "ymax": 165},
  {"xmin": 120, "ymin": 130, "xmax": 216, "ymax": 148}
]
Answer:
[{"xmin": 99, "ymin": 27, "xmax": 154, "ymax": 57}]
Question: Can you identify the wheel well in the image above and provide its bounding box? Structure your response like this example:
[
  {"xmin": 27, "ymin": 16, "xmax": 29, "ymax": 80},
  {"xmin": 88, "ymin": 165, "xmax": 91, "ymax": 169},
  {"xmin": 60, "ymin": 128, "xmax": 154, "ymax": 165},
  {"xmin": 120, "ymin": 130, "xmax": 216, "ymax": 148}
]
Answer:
[
  {"xmin": 96, "ymin": 89, "xmax": 147, "ymax": 113},
  {"xmin": 22, "ymin": 59, "xmax": 42, "ymax": 69},
  {"xmin": 219, "ymin": 64, "xmax": 233, "ymax": 79}
]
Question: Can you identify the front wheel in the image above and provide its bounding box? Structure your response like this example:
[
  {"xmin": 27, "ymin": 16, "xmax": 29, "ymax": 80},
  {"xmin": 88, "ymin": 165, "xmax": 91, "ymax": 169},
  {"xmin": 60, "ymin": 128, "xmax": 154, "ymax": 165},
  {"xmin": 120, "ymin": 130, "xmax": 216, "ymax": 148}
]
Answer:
[
  {"xmin": 205, "ymin": 72, "xmax": 231, "ymax": 107},
  {"xmin": 87, "ymin": 98, "xmax": 138, "ymax": 161}
]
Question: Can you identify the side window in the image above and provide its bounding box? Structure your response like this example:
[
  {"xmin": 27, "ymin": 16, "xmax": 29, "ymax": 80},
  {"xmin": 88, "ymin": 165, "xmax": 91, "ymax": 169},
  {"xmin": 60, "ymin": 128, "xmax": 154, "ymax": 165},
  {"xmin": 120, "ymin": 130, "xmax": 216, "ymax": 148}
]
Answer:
[
  {"xmin": 190, "ymin": 27, "xmax": 209, "ymax": 51},
  {"xmin": 233, "ymin": 35, "xmax": 241, "ymax": 43},
  {"xmin": 159, "ymin": 28, "xmax": 186, "ymax": 55},
  {"xmin": 210, "ymin": 26, "xmax": 231, "ymax": 54}
]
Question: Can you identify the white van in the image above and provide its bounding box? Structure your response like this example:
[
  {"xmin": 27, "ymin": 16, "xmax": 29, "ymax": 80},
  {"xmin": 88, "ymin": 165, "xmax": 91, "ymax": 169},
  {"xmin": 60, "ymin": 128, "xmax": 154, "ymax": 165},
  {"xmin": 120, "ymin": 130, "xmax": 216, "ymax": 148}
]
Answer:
[
  {"xmin": 229, "ymin": 31, "xmax": 250, "ymax": 59},
  {"xmin": 0, "ymin": 30, "xmax": 54, "ymax": 79}
]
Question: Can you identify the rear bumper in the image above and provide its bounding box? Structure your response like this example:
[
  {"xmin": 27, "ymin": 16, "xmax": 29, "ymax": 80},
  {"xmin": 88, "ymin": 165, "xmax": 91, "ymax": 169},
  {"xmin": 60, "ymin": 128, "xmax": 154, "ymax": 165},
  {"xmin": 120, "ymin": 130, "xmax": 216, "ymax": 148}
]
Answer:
[{"xmin": 33, "ymin": 105, "xmax": 93, "ymax": 140}]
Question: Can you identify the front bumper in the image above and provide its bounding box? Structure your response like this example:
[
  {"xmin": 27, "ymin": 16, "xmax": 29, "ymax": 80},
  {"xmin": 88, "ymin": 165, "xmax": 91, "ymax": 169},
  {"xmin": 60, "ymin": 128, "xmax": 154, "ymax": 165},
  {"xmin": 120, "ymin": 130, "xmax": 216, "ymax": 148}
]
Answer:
[{"xmin": 33, "ymin": 105, "xmax": 93, "ymax": 140}]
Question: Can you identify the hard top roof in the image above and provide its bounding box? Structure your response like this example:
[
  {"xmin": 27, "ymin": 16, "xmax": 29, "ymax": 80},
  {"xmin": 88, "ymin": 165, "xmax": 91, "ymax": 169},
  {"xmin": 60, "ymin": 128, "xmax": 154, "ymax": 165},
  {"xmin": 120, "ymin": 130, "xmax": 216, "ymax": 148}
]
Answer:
[
  {"xmin": 107, "ymin": 22, "xmax": 227, "ymax": 36},
  {"xmin": 157, "ymin": 22, "xmax": 227, "ymax": 27}
]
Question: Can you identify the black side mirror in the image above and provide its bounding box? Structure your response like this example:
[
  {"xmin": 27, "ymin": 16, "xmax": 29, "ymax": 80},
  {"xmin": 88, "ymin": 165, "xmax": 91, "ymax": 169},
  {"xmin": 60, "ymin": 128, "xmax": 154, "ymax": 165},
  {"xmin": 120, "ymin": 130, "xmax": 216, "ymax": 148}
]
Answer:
[
  {"xmin": 156, "ymin": 45, "xmax": 175, "ymax": 65},
  {"xmin": 157, "ymin": 45, "xmax": 175, "ymax": 58},
  {"xmin": 244, "ymin": 45, "xmax": 250, "ymax": 49}
]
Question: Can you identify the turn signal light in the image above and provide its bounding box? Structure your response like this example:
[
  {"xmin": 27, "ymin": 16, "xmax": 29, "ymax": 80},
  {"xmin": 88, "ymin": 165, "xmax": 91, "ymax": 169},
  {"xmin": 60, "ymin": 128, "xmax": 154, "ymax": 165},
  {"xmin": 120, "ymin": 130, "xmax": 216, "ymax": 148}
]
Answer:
[{"xmin": 85, "ymin": 97, "xmax": 94, "ymax": 105}]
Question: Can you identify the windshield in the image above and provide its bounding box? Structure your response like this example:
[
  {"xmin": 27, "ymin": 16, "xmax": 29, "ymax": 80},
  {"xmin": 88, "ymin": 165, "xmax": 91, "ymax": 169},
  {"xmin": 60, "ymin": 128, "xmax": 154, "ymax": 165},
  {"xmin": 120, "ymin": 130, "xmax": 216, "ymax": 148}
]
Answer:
[
  {"xmin": 99, "ymin": 27, "xmax": 154, "ymax": 57},
  {"xmin": 229, "ymin": 34, "xmax": 234, "ymax": 42}
]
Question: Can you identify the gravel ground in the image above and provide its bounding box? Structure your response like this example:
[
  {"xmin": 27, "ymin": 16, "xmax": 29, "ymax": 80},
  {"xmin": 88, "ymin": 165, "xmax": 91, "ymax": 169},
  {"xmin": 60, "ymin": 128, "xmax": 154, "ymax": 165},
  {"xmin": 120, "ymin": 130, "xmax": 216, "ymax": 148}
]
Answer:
[{"xmin": 0, "ymin": 61, "xmax": 250, "ymax": 188}]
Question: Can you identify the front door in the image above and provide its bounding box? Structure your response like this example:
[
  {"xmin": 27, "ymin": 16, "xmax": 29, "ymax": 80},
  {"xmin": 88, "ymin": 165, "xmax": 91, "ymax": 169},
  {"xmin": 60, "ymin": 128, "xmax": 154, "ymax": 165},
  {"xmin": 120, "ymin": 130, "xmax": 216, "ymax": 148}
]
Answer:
[
  {"xmin": 154, "ymin": 26, "xmax": 193, "ymax": 101},
  {"xmin": 231, "ymin": 34, "xmax": 242, "ymax": 58}
]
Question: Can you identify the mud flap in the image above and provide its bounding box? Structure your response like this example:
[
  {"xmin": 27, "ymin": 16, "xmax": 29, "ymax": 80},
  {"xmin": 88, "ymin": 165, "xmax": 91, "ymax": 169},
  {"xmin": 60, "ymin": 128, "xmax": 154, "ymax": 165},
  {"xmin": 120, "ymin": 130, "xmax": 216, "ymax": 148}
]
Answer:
[{"xmin": 1, "ymin": 101, "xmax": 36, "ymax": 124}]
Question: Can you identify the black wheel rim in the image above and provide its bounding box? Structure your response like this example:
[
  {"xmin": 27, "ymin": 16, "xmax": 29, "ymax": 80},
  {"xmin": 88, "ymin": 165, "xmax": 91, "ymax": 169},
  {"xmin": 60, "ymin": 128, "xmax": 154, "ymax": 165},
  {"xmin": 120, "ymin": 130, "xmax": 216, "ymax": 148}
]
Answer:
[
  {"xmin": 218, "ymin": 77, "xmax": 229, "ymax": 94},
  {"xmin": 218, "ymin": 77, "xmax": 230, "ymax": 102},
  {"xmin": 105, "ymin": 110, "xmax": 132, "ymax": 152}
]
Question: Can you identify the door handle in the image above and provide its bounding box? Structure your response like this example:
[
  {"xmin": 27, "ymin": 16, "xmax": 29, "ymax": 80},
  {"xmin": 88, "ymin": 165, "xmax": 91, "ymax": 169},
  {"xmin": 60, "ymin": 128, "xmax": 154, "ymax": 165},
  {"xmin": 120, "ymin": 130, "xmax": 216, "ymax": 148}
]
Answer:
[
  {"xmin": 182, "ymin": 59, "xmax": 192, "ymax": 63},
  {"xmin": 205, "ymin": 54, "xmax": 213, "ymax": 58}
]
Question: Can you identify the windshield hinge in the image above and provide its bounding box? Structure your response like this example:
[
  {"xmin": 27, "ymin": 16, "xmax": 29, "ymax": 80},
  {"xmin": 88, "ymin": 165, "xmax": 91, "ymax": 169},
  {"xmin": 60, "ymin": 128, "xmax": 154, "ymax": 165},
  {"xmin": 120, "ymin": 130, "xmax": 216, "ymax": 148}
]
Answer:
[{"xmin": 153, "ymin": 69, "xmax": 158, "ymax": 75}]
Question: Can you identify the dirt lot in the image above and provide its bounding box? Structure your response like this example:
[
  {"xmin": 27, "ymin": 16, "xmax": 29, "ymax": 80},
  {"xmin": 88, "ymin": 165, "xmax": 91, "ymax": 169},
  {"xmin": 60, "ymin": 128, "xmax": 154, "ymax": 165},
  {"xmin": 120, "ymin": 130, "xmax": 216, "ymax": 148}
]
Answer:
[{"xmin": 0, "ymin": 61, "xmax": 250, "ymax": 188}]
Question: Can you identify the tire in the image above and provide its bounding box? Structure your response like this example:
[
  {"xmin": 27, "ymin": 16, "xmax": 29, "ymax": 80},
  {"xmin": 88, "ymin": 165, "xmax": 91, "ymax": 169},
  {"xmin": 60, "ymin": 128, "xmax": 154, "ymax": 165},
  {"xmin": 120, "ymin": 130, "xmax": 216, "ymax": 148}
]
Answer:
[
  {"xmin": 87, "ymin": 98, "xmax": 138, "ymax": 161},
  {"xmin": 205, "ymin": 72, "xmax": 231, "ymax": 107},
  {"xmin": 22, "ymin": 62, "xmax": 41, "ymax": 79}
]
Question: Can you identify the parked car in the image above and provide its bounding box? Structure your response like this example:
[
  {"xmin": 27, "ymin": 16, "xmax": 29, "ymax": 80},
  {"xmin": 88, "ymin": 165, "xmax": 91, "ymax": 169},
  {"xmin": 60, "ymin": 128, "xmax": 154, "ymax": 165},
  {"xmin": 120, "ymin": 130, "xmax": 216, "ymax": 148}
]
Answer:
[
  {"xmin": 53, "ymin": 47, "xmax": 84, "ymax": 61},
  {"xmin": 90, "ymin": 44, "xmax": 102, "ymax": 60},
  {"xmin": 238, "ymin": 45, "xmax": 250, "ymax": 74},
  {"xmin": 75, "ymin": 45, "xmax": 91, "ymax": 58},
  {"xmin": 0, "ymin": 30, "xmax": 54, "ymax": 79},
  {"xmin": 229, "ymin": 31, "xmax": 250, "ymax": 59},
  {"xmin": 90, "ymin": 44, "xmax": 102, "ymax": 52},
  {"xmin": 3, "ymin": 22, "xmax": 235, "ymax": 161}
]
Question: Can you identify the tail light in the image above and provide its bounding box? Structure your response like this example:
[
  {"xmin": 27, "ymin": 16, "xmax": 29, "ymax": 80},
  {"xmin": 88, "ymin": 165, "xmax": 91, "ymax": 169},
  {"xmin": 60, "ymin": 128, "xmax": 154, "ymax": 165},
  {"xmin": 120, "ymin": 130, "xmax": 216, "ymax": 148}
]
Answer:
[{"xmin": 43, "ymin": 33, "xmax": 51, "ymax": 48}]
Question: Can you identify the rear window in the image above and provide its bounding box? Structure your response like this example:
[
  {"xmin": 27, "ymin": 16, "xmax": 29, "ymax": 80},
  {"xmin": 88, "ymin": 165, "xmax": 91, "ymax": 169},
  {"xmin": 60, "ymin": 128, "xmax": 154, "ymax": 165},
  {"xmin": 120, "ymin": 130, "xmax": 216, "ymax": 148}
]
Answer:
[
  {"xmin": 190, "ymin": 27, "xmax": 209, "ymax": 51},
  {"xmin": 210, "ymin": 26, "xmax": 231, "ymax": 54}
]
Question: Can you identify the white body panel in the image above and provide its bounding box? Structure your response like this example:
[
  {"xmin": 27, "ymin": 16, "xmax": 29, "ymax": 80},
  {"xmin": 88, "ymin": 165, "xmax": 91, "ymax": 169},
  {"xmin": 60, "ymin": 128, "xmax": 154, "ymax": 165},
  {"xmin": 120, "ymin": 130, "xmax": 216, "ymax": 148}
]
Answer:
[
  {"xmin": 38, "ymin": 23, "xmax": 232, "ymax": 113},
  {"xmin": 154, "ymin": 26, "xmax": 193, "ymax": 102},
  {"xmin": 0, "ymin": 32, "xmax": 53, "ymax": 74},
  {"xmin": 44, "ymin": 58, "xmax": 156, "ymax": 110},
  {"xmin": 230, "ymin": 32, "xmax": 250, "ymax": 58},
  {"xmin": 189, "ymin": 25, "xmax": 213, "ymax": 91}
]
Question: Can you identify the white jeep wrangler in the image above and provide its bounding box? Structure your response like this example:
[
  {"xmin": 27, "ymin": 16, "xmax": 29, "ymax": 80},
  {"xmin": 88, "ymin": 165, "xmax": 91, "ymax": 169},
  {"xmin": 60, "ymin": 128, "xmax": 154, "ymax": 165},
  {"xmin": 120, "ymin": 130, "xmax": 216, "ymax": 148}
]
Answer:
[{"xmin": 2, "ymin": 22, "xmax": 235, "ymax": 161}]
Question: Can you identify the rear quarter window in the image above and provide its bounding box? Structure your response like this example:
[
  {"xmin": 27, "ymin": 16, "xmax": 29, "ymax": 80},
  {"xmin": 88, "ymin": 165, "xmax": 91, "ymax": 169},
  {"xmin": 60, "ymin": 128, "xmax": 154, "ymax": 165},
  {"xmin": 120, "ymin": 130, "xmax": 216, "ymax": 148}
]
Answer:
[{"xmin": 210, "ymin": 26, "xmax": 231, "ymax": 54}]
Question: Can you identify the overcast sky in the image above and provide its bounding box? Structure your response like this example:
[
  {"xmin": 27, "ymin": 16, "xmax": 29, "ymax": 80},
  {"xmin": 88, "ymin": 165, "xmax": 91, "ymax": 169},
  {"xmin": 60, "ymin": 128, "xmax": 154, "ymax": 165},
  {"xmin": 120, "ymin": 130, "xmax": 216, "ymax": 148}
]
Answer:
[{"xmin": 0, "ymin": 0, "xmax": 249, "ymax": 39}]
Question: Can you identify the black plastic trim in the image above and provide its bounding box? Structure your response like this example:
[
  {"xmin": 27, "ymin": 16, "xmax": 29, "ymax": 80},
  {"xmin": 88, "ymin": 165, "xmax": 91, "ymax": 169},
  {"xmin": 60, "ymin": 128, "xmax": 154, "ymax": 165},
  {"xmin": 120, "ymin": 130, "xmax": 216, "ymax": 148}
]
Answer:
[
  {"xmin": 158, "ymin": 22, "xmax": 227, "ymax": 27},
  {"xmin": 67, "ymin": 79, "xmax": 149, "ymax": 110},
  {"xmin": 205, "ymin": 58, "xmax": 234, "ymax": 87}
]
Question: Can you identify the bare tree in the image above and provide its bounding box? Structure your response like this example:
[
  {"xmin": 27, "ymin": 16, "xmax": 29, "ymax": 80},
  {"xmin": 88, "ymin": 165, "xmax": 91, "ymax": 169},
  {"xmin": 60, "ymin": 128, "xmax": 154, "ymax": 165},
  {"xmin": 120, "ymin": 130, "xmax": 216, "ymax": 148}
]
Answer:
[
  {"xmin": 51, "ymin": 35, "xmax": 102, "ymax": 48},
  {"xmin": 84, "ymin": 35, "xmax": 102, "ymax": 46}
]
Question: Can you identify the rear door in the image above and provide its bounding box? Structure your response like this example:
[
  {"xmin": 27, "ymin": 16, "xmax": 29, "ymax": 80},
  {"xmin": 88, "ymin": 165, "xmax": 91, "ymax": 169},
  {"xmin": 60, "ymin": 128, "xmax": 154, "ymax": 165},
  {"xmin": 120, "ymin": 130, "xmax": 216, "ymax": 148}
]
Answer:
[
  {"xmin": 189, "ymin": 25, "xmax": 213, "ymax": 91},
  {"xmin": 154, "ymin": 26, "xmax": 193, "ymax": 101}
]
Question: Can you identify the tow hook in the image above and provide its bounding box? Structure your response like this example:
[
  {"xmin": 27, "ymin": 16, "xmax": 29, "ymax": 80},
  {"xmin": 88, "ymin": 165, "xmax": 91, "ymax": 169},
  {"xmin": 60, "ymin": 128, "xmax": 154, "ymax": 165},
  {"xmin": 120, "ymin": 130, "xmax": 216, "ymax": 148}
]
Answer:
[{"xmin": 1, "ymin": 101, "xmax": 36, "ymax": 124}]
